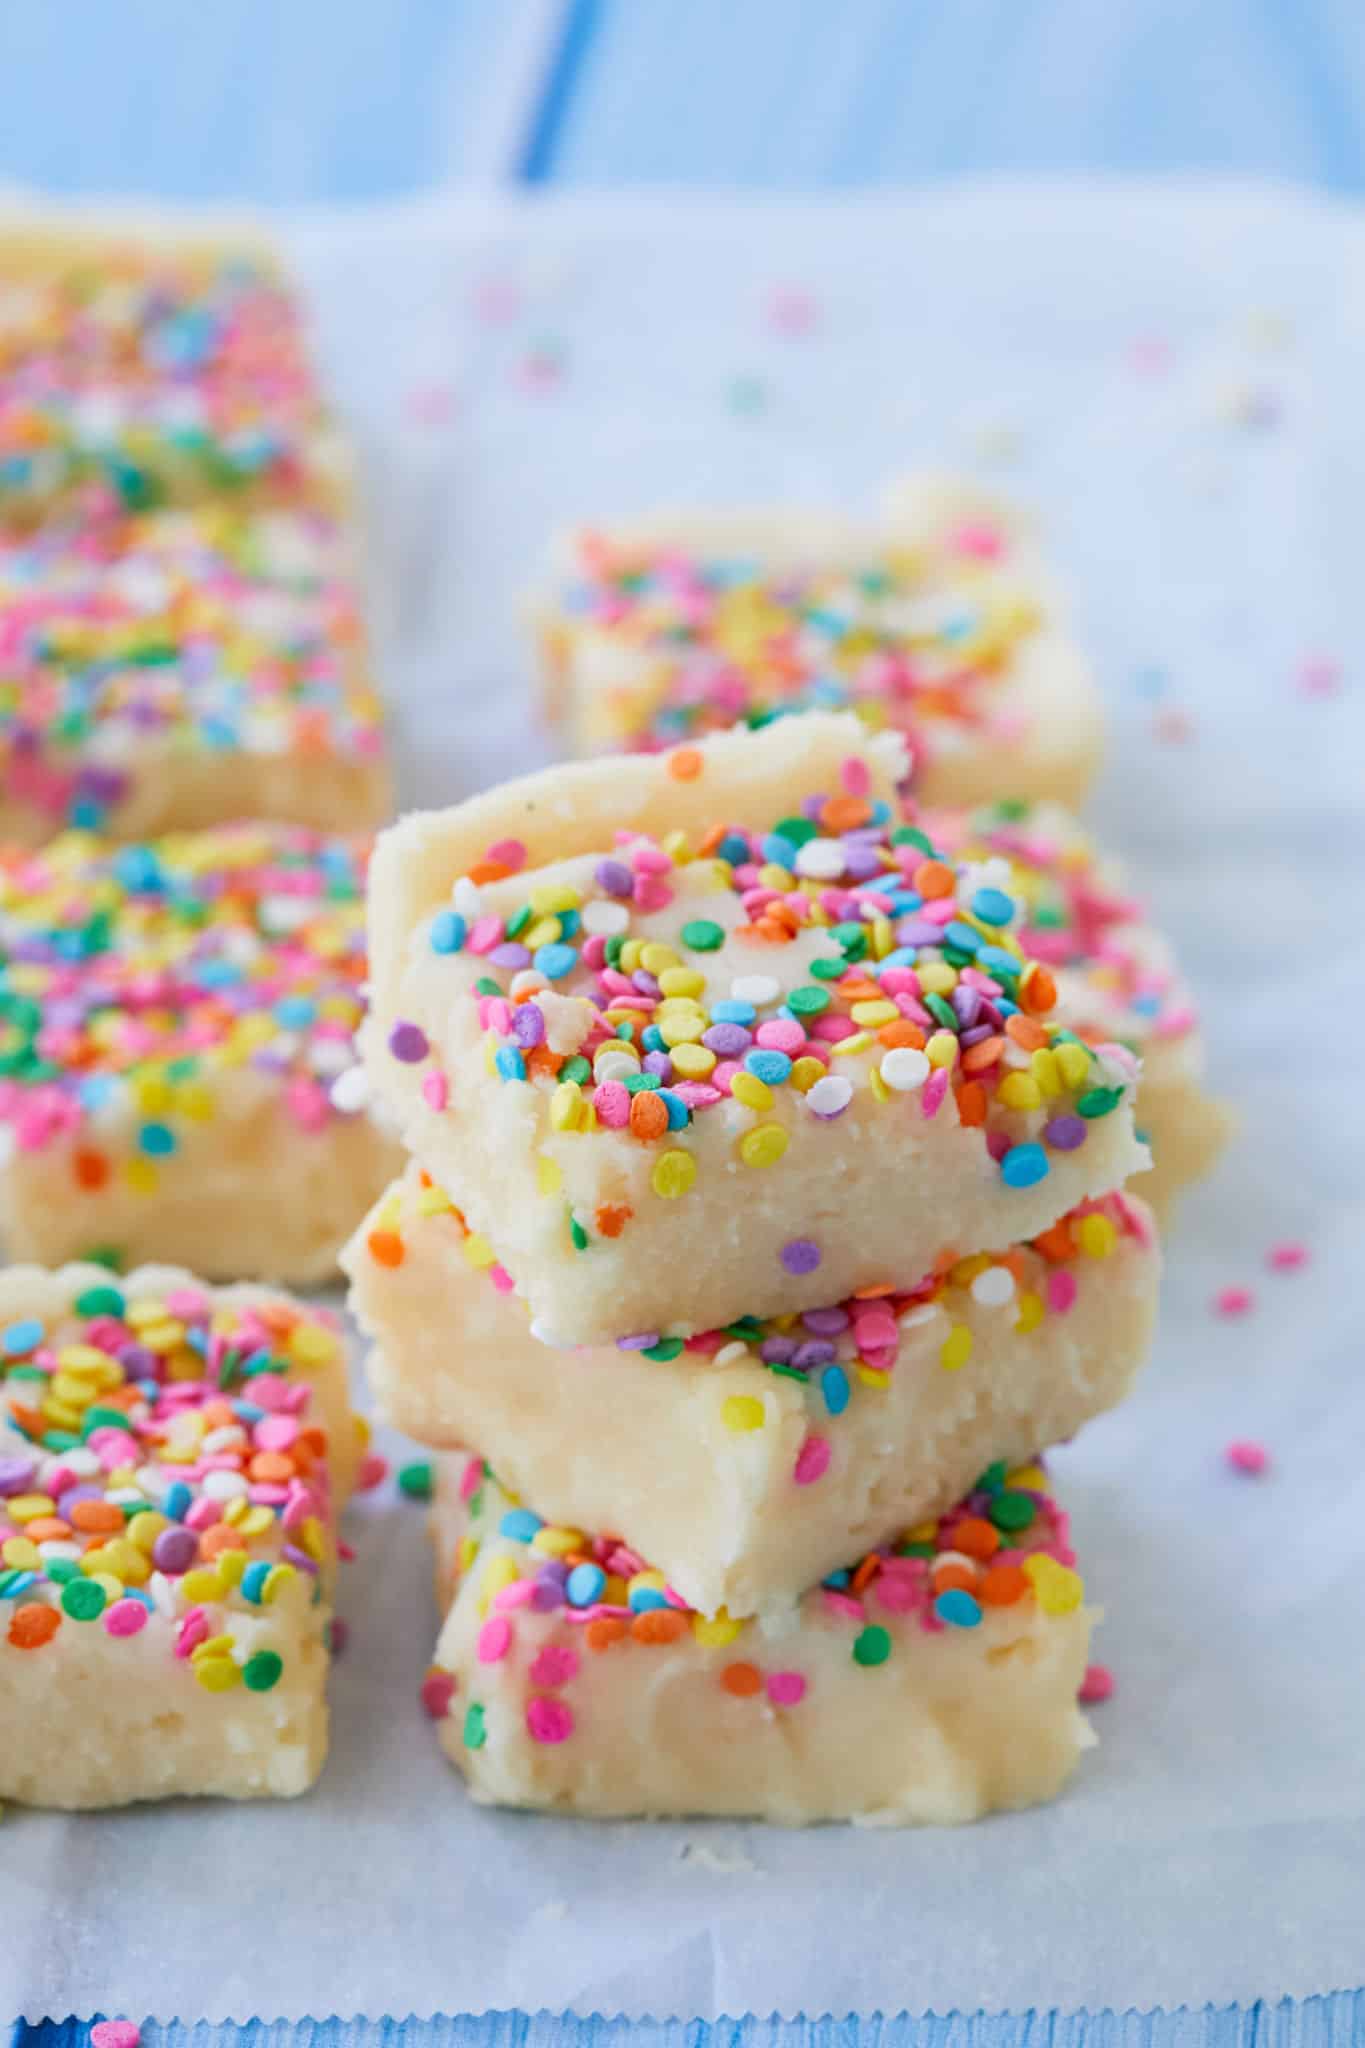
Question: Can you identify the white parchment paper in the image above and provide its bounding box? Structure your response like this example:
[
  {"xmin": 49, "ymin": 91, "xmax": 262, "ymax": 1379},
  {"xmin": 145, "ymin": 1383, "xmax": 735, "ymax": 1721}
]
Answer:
[{"xmin": 3, "ymin": 180, "xmax": 1364, "ymax": 2022}]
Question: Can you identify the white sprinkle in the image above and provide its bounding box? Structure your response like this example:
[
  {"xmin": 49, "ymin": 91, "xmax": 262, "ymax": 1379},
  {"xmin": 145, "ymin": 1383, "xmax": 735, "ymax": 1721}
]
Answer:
[
  {"xmin": 794, "ymin": 838, "xmax": 847, "ymax": 881},
  {"xmin": 259, "ymin": 896, "xmax": 312, "ymax": 935},
  {"xmin": 309, "ymin": 1040, "xmax": 354, "ymax": 1079},
  {"xmin": 899, "ymin": 1304, "xmax": 939, "ymax": 1332},
  {"xmin": 329, "ymin": 1066, "xmax": 371, "ymax": 1114},
  {"xmin": 509, "ymin": 969, "xmax": 549, "ymax": 998},
  {"xmin": 202, "ymin": 1425, "xmax": 248, "ymax": 1456},
  {"xmin": 712, "ymin": 1341, "xmax": 753, "ymax": 1370},
  {"xmin": 970, "ymin": 1265, "xmax": 1017, "ymax": 1308},
  {"xmin": 880, "ymin": 1047, "xmax": 931, "ymax": 1092},
  {"xmin": 807, "ymin": 1074, "xmax": 854, "ymax": 1118},
  {"xmin": 452, "ymin": 877, "xmax": 483, "ymax": 919},
  {"xmin": 201, "ymin": 1471, "xmax": 249, "ymax": 1502},
  {"xmin": 594, "ymin": 1047, "xmax": 640, "ymax": 1084},
  {"xmin": 582, "ymin": 899, "xmax": 630, "ymax": 937},
  {"xmin": 530, "ymin": 1320, "xmax": 579, "ymax": 1350},
  {"xmin": 731, "ymin": 974, "xmax": 780, "ymax": 1007}
]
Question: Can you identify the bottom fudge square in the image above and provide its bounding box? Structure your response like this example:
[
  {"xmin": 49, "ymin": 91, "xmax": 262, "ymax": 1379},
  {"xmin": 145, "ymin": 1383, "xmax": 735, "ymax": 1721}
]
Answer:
[
  {"xmin": 0, "ymin": 1262, "xmax": 361, "ymax": 1808},
  {"xmin": 424, "ymin": 1453, "xmax": 1095, "ymax": 1826}
]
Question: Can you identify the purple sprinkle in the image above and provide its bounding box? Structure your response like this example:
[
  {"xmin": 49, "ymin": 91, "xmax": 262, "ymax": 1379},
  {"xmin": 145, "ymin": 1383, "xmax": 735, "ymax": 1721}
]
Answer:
[
  {"xmin": 801, "ymin": 1305, "xmax": 851, "ymax": 1335},
  {"xmin": 283, "ymin": 1543, "xmax": 320, "ymax": 1577},
  {"xmin": 0, "ymin": 1456, "xmax": 37, "ymax": 1497},
  {"xmin": 388, "ymin": 1020, "xmax": 430, "ymax": 1064},
  {"xmin": 959, "ymin": 1023, "xmax": 995, "ymax": 1047},
  {"xmin": 759, "ymin": 1336, "xmax": 798, "ymax": 1364},
  {"xmin": 596, "ymin": 859, "xmax": 634, "ymax": 898},
  {"xmin": 801, "ymin": 794, "xmax": 826, "ymax": 821},
  {"xmin": 791, "ymin": 1339, "xmax": 837, "ymax": 1369},
  {"xmin": 896, "ymin": 917, "xmax": 942, "ymax": 948},
  {"xmin": 642, "ymin": 1050, "xmax": 673, "ymax": 1082},
  {"xmin": 1043, "ymin": 1114, "xmax": 1087, "ymax": 1151},
  {"xmin": 531, "ymin": 1575, "xmax": 565, "ymax": 1613},
  {"xmin": 951, "ymin": 987, "xmax": 982, "ymax": 1029},
  {"xmin": 152, "ymin": 1527, "xmax": 200, "ymax": 1575},
  {"xmin": 512, "ymin": 1005, "xmax": 545, "ymax": 1049},
  {"xmin": 632, "ymin": 970, "xmax": 662, "ymax": 998},
  {"xmin": 117, "ymin": 1343, "xmax": 161, "ymax": 1379},
  {"xmin": 616, "ymin": 1332, "xmax": 659, "ymax": 1352},
  {"xmin": 841, "ymin": 844, "xmax": 883, "ymax": 881},
  {"xmin": 780, "ymin": 1237, "xmax": 822, "ymax": 1276},
  {"xmin": 488, "ymin": 942, "xmax": 532, "ymax": 971},
  {"xmin": 703, "ymin": 1022, "xmax": 751, "ymax": 1057}
]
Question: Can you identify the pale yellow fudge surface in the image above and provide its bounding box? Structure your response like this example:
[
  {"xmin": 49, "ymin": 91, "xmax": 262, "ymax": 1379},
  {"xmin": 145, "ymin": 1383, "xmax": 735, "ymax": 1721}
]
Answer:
[
  {"xmin": 535, "ymin": 474, "xmax": 1100, "ymax": 812},
  {"xmin": 0, "ymin": 1262, "xmax": 360, "ymax": 1809},
  {"xmin": 919, "ymin": 797, "xmax": 1231, "ymax": 1218},
  {"xmin": 0, "ymin": 822, "xmax": 402, "ymax": 1285},
  {"xmin": 364, "ymin": 714, "xmax": 1147, "ymax": 1344},
  {"xmin": 424, "ymin": 1454, "xmax": 1094, "ymax": 1825},
  {"xmin": 347, "ymin": 1165, "xmax": 1157, "ymax": 1617}
]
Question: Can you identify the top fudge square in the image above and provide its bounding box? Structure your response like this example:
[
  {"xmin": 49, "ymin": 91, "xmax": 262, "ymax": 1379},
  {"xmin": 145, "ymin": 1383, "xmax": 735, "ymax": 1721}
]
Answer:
[{"xmin": 364, "ymin": 714, "xmax": 1148, "ymax": 1344}]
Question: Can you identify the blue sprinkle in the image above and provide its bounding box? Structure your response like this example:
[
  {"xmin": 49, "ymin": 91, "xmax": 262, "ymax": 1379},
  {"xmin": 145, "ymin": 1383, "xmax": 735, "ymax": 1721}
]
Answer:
[
  {"xmin": 1001, "ymin": 1141, "xmax": 1049, "ymax": 1189},
  {"xmin": 69, "ymin": 797, "xmax": 105, "ymax": 831},
  {"xmin": 558, "ymin": 909, "xmax": 581, "ymax": 941},
  {"xmin": 821, "ymin": 1568, "xmax": 851, "ymax": 1590},
  {"xmin": 1131, "ymin": 993, "xmax": 1161, "ymax": 1016},
  {"xmin": 274, "ymin": 996, "xmax": 316, "ymax": 1029},
  {"xmin": 971, "ymin": 886, "xmax": 1015, "ymax": 926},
  {"xmin": 139, "ymin": 1122, "xmax": 177, "ymax": 1157},
  {"xmin": 194, "ymin": 960, "xmax": 244, "ymax": 987},
  {"xmin": 163, "ymin": 1482, "xmax": 192, "ymax": 1522},
  {"xmin": 943, "ymin": 920, "xmax": 981, "ymax": 954},
  {"xmin": 761, "ymin": 833, "xmax": 799, "ymax": 868},
  {"xmin": 821, "ymin": 1364, "xmax": 850, "ymax": 1416},
  {"xmin": 977, "ymin": 945, "xmax": 1020, "ymax": 978},
  {"xmin": 499, "ymin": 1508, "xmax": 544, "ymax": 1543},
  {"xmin": 534, "ymin": 942, "xmax": 578, "ymax": 980},
  {"xmin": 875, "ymin": 947, "xmax": 922, "ymax": 973},
  {"xmin": 429, "ymin": 910, "xmax": 466, "ymax": 954},
  {"xmin": 712, "ymin": 1000, "xmax": 757, "ymax": 1026},
  {"xmin": 745, "ymin": 1048, "xmax": 792, "ymax": 1085},
  {"xmin": 658, "ymin": 1089, "xmax": 690, "ymax": 1130},
  {"xmin": 1, "ymin": 1318, "xmax": 43, "ymax": 1357},
  {"xmin": 0, "ymin": 1570, "xmax": 38, "ymax": 1599},
  {"xmin": 640, "ymin": 1025, "xmax": 666, "ymax": 1052},
  {"xmin": 112, "ymin": 846, "xmax": 164, "ymax": 893},
  {"xmin": 241, "ymin": 1561, "xmax": 273, "ymax": 1605},
  {"xmin": 869, "ymin": 799, "xmax": 892, "ymax": 826},
  {"xmin": 934, "ymin": 1588, "xmax": 983, "ymax": 1628},
  {"xmin": 628, "ymin": 1586, "xmax": 668, "ymax": 1614},
  {"xmin": 495, "ymin": 1046, "xmax": 526, "ymax": 1082},
  {"xmin": 716, "ymin": 833, "xmax": 750, "ymax": 867},
  {"xmin": 565, "ymin": 1562, "xmax": 606, "ymax": 1608}
]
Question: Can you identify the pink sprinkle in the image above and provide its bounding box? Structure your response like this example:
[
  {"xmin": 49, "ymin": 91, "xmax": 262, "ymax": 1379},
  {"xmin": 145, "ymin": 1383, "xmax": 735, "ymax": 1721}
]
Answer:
[
  {"xmin": 526, "ymin": 1695, "xmax": 574, "ymax": 1744},
  {"xmin": 1079, "ymin": 1663, "xmax": 1114, "ymax": 1705},
  {"xmin": 593, "ymin": 1079, "xmax": 631, "ymax": 1128},
  {"xmin": 405, "ymin": 382, "xmax": 455, "ymax": 425},
  {"xmin": 1267, "ymin": 1241, "xmax": 1309, "ymax": 1272},
  {"xmin": 174, "ymin": 1608, "xmax": 210, "ymax": 1659},
  {"xmin": 104, "ymin": 1598, "xmax": 149, "ymax": 1639},
  {"xmin": 754, "ymin": 1018, "xmax": 805, "ymax": 1056},
  {"xmin": 873, "ymin": 1572, "xmax": 920, "ymax": 1614},
  {"xmin": 529, "ymin": 1644, "xmax": 580, "ymax": 1688},
  {"xmin": 921, "ymin": 1068, "xmax": 949, "ymax": 1119},
  {"xmin": 486, "ymin": 838, "xmax": 527, "ymax": 871},
  {"xmin": 330, "ymin": 1617, "xmax": 350, "ymax": 1655},
  {"xmin": 793, "ymin": 1434, "xmax": 831, "ymax": 1486},
  {"xmin": 1046, "ymin": 1270, "xmax": 1078, "ymax": 1316},
  {"xmin": 488, "ymin": 1263, "xmax": 515, "ymax": 1294},
  {"xmin": 91, "ymin": 2025, "xmax": 141, "ymax": 2048},
  {"xmin": 477, "ymin": 1616, "xmax": 512, "ymax": 1664},
  {"xmin": 951, "ymin": 522, "xmax": 1004, "ymax": 561},
  {"xmin": 357, "ymin": 1451, "xmax": 389, "ymax": 1492},
  {"xmin": 765, "ymin": 286, "xmax": 818, "ymax": 336},
  {"xmin": 1214, "ymin": 1286, "xmax": 1255, "ymax": 1318},
  {"xmin": 421, "ymin": 1669, "xmax": 456, "ymax": 1718},
  {"xmin": 1226, "ymin": 1439, "xmax": 1270, "ymax": 1477},
  {"xmin": 255, "ymin": 1415, "xmax": 300, "ymax": 1454},
  {"xmin": 766, "ymin": 1669, "xmax": 807, "ymax": 1706},
  {"xmin": 459, "ymin": 1460, "xmax": 483, "ymax": 1501},
  {"xmin": 1296, "ymin": 654, "xmax": 1341, "ymax": 698},
  {"xmin": 840, "ymin": 756, "xmax": 870, "ymax": 797},
  {"xmin": 421, "ymin": 1070, "xmax": 449, "ymax": 1111}
]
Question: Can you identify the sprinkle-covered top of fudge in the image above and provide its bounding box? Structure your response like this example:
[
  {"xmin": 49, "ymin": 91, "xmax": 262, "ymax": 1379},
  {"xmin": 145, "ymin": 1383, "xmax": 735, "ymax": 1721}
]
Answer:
[
  {"xmin": 369, "ymin": 1175, "xmax": 1152, "ymax": 1452},
  {"xmin": 926, "ymin": 799, "xmax": 1198, "ymax": 1051},
  {"xmin": 0, "ymin": 1283, "xmax": 344, "ymax": 1687},
  {"xmin": 554, "ymin": 521, "xmax": 1039, "ymax": 768},
  {"xmin": 426, "ymin": 1453, "xmax": 1082, "ymax": 1746},
  {"xmin": 387, "ymin": 763, "xmax": 1136, "ymax": 1205},
  {"xmin": 0, "ymin": 506, "xmax": 382, "ymax": 832},
  {"xmin": 0, "ymin": 823, "xmax": 371, "ymax": 1180},
  {"xmin": 0, "ymin": 239, "xmax": 325, "ymax": 512}
]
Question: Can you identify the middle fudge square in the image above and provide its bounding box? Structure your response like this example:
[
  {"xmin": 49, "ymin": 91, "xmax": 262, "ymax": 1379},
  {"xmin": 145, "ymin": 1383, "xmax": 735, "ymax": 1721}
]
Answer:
[{"xmin": 364, "ymin": 713, "xmax": 1149, "ymax": 1344}]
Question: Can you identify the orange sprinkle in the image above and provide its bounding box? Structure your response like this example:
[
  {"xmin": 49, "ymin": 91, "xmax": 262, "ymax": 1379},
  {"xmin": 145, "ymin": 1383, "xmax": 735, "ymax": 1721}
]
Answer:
[
  {"xmin": 1032, "ymin": 1219, "xmax": 1077, "ymax": 1264},
  {"xmin": 585, "ymin": 1616, "xmax": 628, "ymax": 1652},
  {"xmin": 851, "ymin": 1554, "xmax": 881, "ymax": 1596},
  {"xmin": 467, "ymin": 858, "xmax": 513, "ymax": 886},
  {"xmin": 951, "ymin": 1517, "xmax": 1002, "ymax": 1562},
  {"xmin": 367, "ymin": 1229, "xmax": 405, "ymax": 1269},
  {"xmin": 1006, "ymin": 1014, "xmax": 1049, "ymax": 1052},
  {"xmin": 628, "ymin": 1090, "xmax": 670, "ymax": 1141},
  {"xmin": 73, "ymin": 1148, "xmax": 110, "ymax": 1191},
  {"xmin": 24, "ymin": 1516, "xmax": 71, "ymax": 1543},
  {"xmin": 593, "ymin": 1202, "xmax": 632, "ymax": 1239},
  {"xmin": 9, "ymin": 1603, "xmax": 60, "ymax": 1649},
  {"xmin": 980, "ymin": 1563, "xmax": 1029, "ymax": 1606},
  {"xmin": 913, "ymin": 859, "xmax": 956, "ymax": 899},
  {"xmin": 697, "ymin": 822, "xmax": 729, "ymax": 857},
  {"xmin": 931, "ymin": 1561, "xmax": 979, "ymax": 1596},
  {"xmin": 200, "ymin": 1398, "xmax": 237, "ymax": 1430},
  {"xmin": 878, "ymin": 1018, "xmax": 926, "ymax": 1050},
  {"xmin": 955, "ymin": 1080, "xmax": 987, "ymax": 1127},
  {"xmin": 631, "ymin": 1608, "xmax": 688, "ymax": 1645},
  {"xmin": 667, "ymin": 747, "xmax": 703, "ymax": 781},
  {"xmin": 820, "ymin": 794, "xmax": 872, "ymax": 833},
  {"xmin": 524, "ymin": 1044, "xmax": 563, "ymax": 1080},
  {"xmin": 248, "ymin": 1451, "xmax": 297, "ymax": 1485},
  {"xmin": 69, "ymin": 1499, "xmax": 124, "ymax": 1536},
  {"xmin": 201, "ymin": 1523, "xmax": 249, "ymax": 1560},
  {"xmin": 962, "ymin": 1034, "xmax": 1006, "ymax": 1075},
  {"xmin": 1019, "ymin": 964, "xmax": 1057, "ymax": 1015},
  {"xmin": 721, "ymin": 1661, "xmax": 763, "ymax": 1698}
]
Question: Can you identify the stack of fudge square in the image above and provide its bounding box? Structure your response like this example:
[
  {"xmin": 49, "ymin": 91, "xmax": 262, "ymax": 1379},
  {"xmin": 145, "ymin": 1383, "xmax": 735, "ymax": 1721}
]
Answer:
[{"xmin": 347, "ymin": 711, "xmax": 1165, "ymax": 1826}]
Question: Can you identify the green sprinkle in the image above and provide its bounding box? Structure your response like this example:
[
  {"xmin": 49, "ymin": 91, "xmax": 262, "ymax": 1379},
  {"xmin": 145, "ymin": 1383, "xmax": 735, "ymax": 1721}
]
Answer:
[
  {"xmin": 809, "ymin": 956, "xmax": 846, "ymax": 981},
  {"xmin": 831, "ymin": 921, "xmax": 866, "ymax": 957},
  {"xmin": 81, "ymin": 1247, "xmax": 124, "ymax": 1272},
  {"xmin": 976, "ymin": 1459, "xmax": 1009, "ymax": 1494},
  {"xmin": 989, "ymin": 1490, "xmax": 1036, "ymax": 1533},
  {"xmin": 243, "ymin": 1650, "xmax": 284, "ymax": 1692},
  {"xmin": 560, "ymin": 1055, "xmax": 592, "ymax": 1085},
  {"xmin": 1077, "ymin": 1085, "xmax": 1124, "ymax": 1119},
  {"xmin": 398, "ymin": 1461, "xmax": 434, "ymax": 1502},
  {"xmin": 464, "ymin": 1702, "xmax": 487, "ymax": 1750},
  {"xmin": 642, "ymin": 1337, "xmax": 685, "ymax": 1363},
  {"xmin": 773, "ymin": 816, "xmax": 819, "ymax": 849},
  {"xmin": 891, "ymin": 825, "xmax": 937, "ymax": 856},
  {"xmin": 569, "ymin": 1215, "xmax": 589, "ymax": 1252},
  {"xmin": 681, "ymin": 919, "xmax": 725, "ymax": 952},
  {"xmin": 505, "ymin": 905, "xmax": 532, "ymax": 940},
  {"xmin": 74, "ymin": 1284, "xmax": 125, "ymax": 1318},
  {"xmin": 895, "ymin": 1540, "xmax": 938, "ymax": 1561},
  {"xmin": 61, "ymin": 1579, "xmax": 107, "ymax": 1621},
  {"xmin": 925, "ymin": 993, "xmax": 959, "ymax": 1031},
  {"xmin": 81, "ymin": 1404, "xmax": 133, "ymax": 1439},
  {"xmin": 787, "ymin": 985, "xmax": 831, "ymax": 1016},
  {"xmin": 473, "ymin": 975, "xmax": 501, "ymax": 996},
  {"xmin": 853, "ymin": 1625, "xmax": 892, "ymax": 1667}
]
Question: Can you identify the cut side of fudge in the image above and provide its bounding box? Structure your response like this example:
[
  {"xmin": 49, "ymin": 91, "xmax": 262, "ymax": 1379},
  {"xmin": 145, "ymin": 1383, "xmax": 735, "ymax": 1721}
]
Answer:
[
  {"xmin": 424, "ymin": 1453, "xmax": 1095, "ymax": 1825},
  {"xmin": 0, "ymin": 1261, "xmax": 360, "ymax": 1808},
  {"xmin": 0, "ymin": 504, "xmax": 388, "ymax": 842},
  {"xmin": 534, "ymin": 475, "xmax": 1100, "ymax": 812},
  {"xmin": 347, "ymin": 1164, "xmax": 1157, "ymax": 1617},
  {"xmin": 0, "ymin": 823, "xmax": 401, "ymax": 1284},
  {"xmin": 364, "ymin": 714, "xmax": 1147, "ymax": 1343}
]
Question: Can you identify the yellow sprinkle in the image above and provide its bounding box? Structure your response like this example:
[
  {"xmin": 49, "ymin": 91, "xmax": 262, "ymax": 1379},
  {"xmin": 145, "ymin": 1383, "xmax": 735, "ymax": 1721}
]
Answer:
[
  {"xmin": 903, "ymin": 1519, "xmax": 939, "ymax": 1545},
  {"xmin": 851, "ymin": 999, "xmax": 899, "ymax": 1028},
  {"xmin": 731, "ymin": 1071, "xmax": 773, "ymax": 1111},
  {"xmin": 215, "ymin": 1548, "xmax": 248, "ymax": 1589},
  {"xmin": 917, "ymin": 961, "xmax": 958, "ymax": 996},
  {"xmin": 789, "ymin": 1055, "xmax": 824, "ymax": 1093},
  {"xmin": 1056, "ymin": 1042, "xmax": 1091, "ymax": 1091},
  {"xmin": 457, "ymin": 1534, "xmax": 479, "ymax": 1576},
  {"xmin": 298, "ymin": 1516, "xmax": 328, "ymax": 1564},
  {"xmin": 175, "ymin": 1079, "xmax": 216, "ymax": 1121},
  {"xmin": 536, "ymin": 1154, "xmax": 564, "ymax": 1196},
  {"xmin": 478, "ymin": 1554, "xmax": 520, "ymax": 1616},
  {"xmin": 416, "ymin": 1184, "xmax": 454, "ymax": 1216},
  {"xmin": 1078, "ymin": 1213, "xmax": 1118, "ymax": 1259},
  {"xmin": 523, "ymin": 915, "xmax": 562, "ymax": 949},
  {"xmin": 261, "ymin": 1563, "xmax": 297, "ymax": 1605},
  {"xmin": 618, "ymin": 939, "xmax": 643, "ymax": 974},
  {"xmin": 868, "ymin": 1065, "xmax": 889, "ymax": 1103},
  {"xmin": 657, "ymin": 1013, "xmax": 706, "ymax": 1048},
  {"xmin": 758, "ymin": 862, "xmax": 794, "ymax": 890},
  {"xmin": 288, "ymin": 1320, "xmax": 337, "ymax": 1367},
  {"xmin": 940, "ymin": 1325, "xmax": 974, "ymax": 1372},
  {"xmin": 829, "ymin": 1030, "xmax": 873, "ymax": 1056},
  {"xmin": 139, "ymin": 1320, "xmax": 186, "ymax": 1355},
  {"xmin": 180, "ymin": 1567, "xmax": 222, "ymax": 1605},
  {"xmin": 56, "ymin": 1342, "xmax": 112, "ymax": 1374},
  {"xmin": 926, "ymin": 1029, "xmax": 960, "ymax": 1069},
  {"xmin": 128, "ymin": 1512, "xmax": 169, "ymax": 1556},
  {"xmin": 191, "ymin": 1632, "xmax": 237, "ymax": 1663},
  {"xmin": 692, "ymin": 1610, "xmax": 742, "ymax": 1648},
  {"xmin": 998, "ymin": 1072, "xmax": 1043, "ymax": 1112},
  {"xmin": 1, "ymin": 1536, "xmax": 39, "ymax": 1569},
  {"xmin": 658, "ymin": 966, "xmax": 705, "ymax": 998},
  {"xmin": 641, "ymin": 942, "xmax": 681, "ymax": 977},
  {"xmin": 528, "ymin": 882, "xmax": 581, "ymax": 916},
  {"xmin": 550, "ymin": 1079, "xmax": 585, "ymax": 1131},
  {"xmin": 133, "ymin": 1073, "xmax": 173, "ymax": 1116},
  {"xmin": 739, "ymin": 1123, "xmax": 788, "ymax": 1167},
  {"xmin": 855, "ymin": 1365, "xmax": 891, "ymax": 1389},
  {"xmin": 4, "ymin": 1495, "xmax": 54, "ymax": 1527},
  {"xmin": 462, "ymin": 1233, "xmax": 497, "ymax": 1270},
  {"xmin": 237, "ymin": 1505, "xmax": 274, "ymax": 1539},
  {"xmin": 531, "ymin": 1526, "xmax": 585, "ymax": 1559},
  {"xmin": 652, "ymin": 1150, "xmax": 697, "ymax": 1199},
  {"xmin": 950, "ymin": 1252, "xmax": 992, "ymax": 1285},
  {"xmin": 628, "ymin": 1569, "xmax": 667, "ymax": 1596},
  {"xmin": 193, "ymin": 1655, "xmax": 241, "ymax": 1693},
  {"xmin": 1008, "ymin": 1463, "xmax": 1050, "ymax": 1492},
  {"xmin": 1029, "ymin": 1047, "xmax": 1062, "ymax": 1096},
  {"xmin": 721, "ymin": 1395, "xmax": 765, "ymax": 1432},
  {"xmin": 1014, "ymin": 1290, "xmax": 1045, "ymax": 1334},
  {"xmin": 670, "ymin": 1042, "xmax": 716, "ymax": 1080},
  {"xmin": 1023, "ymin": 1554, "xmax": 1085, "ymax": 1616},
  {"xmin": 125, "ymin": 1299, "xmax": 167, "ymax": 1330},
  {"xmin": 869, "ymin": 915, "xmax": 895, "ymax": 960},
  {"xmin": 602, "ymin": 1574, "xmax": 629, "ymax": 1607}
]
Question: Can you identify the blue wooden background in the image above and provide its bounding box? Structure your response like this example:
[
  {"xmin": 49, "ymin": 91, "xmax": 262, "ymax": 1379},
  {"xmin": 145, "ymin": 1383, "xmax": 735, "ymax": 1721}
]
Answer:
[
  {"xmin": 4, "ymin": 2, "xmax": 1364, "ymax": 2037},
  {"xmin": 1, "ymin": 0, "xmax": 1363, "ymax": 198}
]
